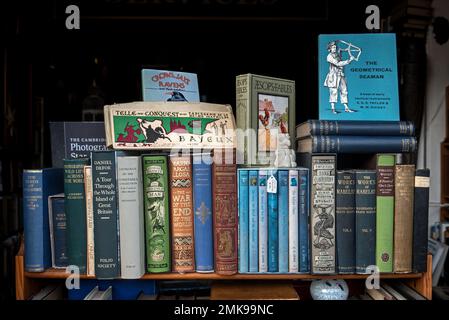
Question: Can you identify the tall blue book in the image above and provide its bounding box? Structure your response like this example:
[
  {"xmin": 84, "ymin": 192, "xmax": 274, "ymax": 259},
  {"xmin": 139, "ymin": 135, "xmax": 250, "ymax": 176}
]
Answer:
[
  {"xmin": 258, "ymin": 170, "xmax": 268, "ymax": 272},
  {"xmin": 23, "ymin": 168, "xmax": 64, "ymax": 272},
  {"xmin": 193, "ymin": 154, "xmax": 214, "ymax": 272},
  {"xmin": 298, "ymin": 168, "xmax": 310, "ymax": 273},
  {"xmin": 278, "ymin": 170, "xmax": 289, "ymax": 273},
  {"xmin": 267, "ymin": 170, "xmax": 278, "ymax": 272},
  {"xmin": 237, "ymin": 169, "xmax": 249, "ymax": 273},
  {"xmin": 48, "ymin": 194, "xmax": 69, "ymax": 268},
  {"xmin": 248, "ymin": 170, "xmax": 259, "ymax": 272},
  {"xmin": 318, "ymin": 33, "xmax": 399, "ymax": 121}
]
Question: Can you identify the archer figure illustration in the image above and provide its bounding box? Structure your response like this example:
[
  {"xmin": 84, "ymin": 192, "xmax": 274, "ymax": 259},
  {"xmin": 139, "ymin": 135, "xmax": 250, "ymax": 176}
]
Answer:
[
  {"xmin": 324, "ymin": 40, "xmax": 362, "ymax": 114},
  {"xmin": 313, "ymin": 206, "xmax": 335, "ymax": 250}
]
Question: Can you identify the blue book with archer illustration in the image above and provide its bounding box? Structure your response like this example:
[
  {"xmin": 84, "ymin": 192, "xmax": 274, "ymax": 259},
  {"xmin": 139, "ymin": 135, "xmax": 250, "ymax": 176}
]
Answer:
[
  {"xmin": 267, "ymin": 170, "xmax": 279, "ymax": 272},
  {"xmin": 142, "ymin": 69, "xmax": 200, "ymax": 102},
  {"xmin": 278, "ymin": 170, "xmax": 289, "ymax": 273},
  {"xmin": 248, "ymin": 170, "xmax": 259, "ymax": 272},
  {"xmin": 237, "ymin": 170, "xmax": 249, "ymax": 273},
  {"xmin": 318, "ymin": 33, "xmax": 399, "ymax": 121}
]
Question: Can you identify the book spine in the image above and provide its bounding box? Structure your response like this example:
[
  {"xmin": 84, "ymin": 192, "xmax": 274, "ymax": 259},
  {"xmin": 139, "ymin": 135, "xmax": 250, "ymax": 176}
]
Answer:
[
  {"xmin": 248, "ymin": 170, "xmax": 259, "ymax": 272},
  {"xmin": 258, "ymin": 170, "xmax": 268, "ymax": 272},
  {"xmin": 49, "ymin": 197, "xmax": 68, "ymax": 268},
  {"xmin": 336, "ymin": 171, "xmax": 356, "ymax": 274},
  {"xmin": 64, "ymin": 159, "xmax": 89, "ymax": 274},
  {"xmin": 412, "ymin": 169, "xmax": 430, "ymax": 273},
  {"xmin": 311, "ymin": 136, "xmax": 417, "ymax": 153},
  {"xmin": 355, "ymin": 171, "xmax": 376, "ymax": 274},
  {"xmin": 92, "ymin": 152, "xmax": 120, "ymax": 279},
  {"xmin": 298, "ymin": 169, "xmax": 310, "ymax": 273},
  {"xmin": 117, "ymin": 156, "xmax": 145, "ymax": 279},
  {"xmin": 278, "ymin": 170, "xmax": 289, "ymax": 273},
  {"xmin": 309, "ymin": 120, "xmax": 415, "ymax": 136},
  {"xmin": 83, "ymin": 166, "xmax": 95, "ymax": 276},
  {"xmin": 394, "ymin": 165, "xmax": 415, "ymax": 273},
  {"xmin": 267, "ymin": 170, "xmax": 279, "ymax": 272},
  {"xmin": 310, "ymin": 155, "xmax": 336, "ymax": 274},
  {"xmin": 288, "ymin": 170, "xmax": 299, "ymax": 273},
  {"xmin": 236, "ymin": 74, "xmax": 251, "ymax": 165},
  {"xmin": 212, "ymin": 150, "xmax": 238, "ymax": 275},
  {"xmin": 376, "ymin": 154, "xmax": 396, "ymax": 273},
  {"xmin": 192, "ymin": 154, "xmax": 214, "ymax": 272},
  {"xmin": 169, "ymin": 155, "xmax": 195, "ymax": 273},
  {"xmin": 142, "ymin": 155, "xmax": 171, "ymax": 273},
  {"xmin": 238, "ymin": 170, "xmax": 249, "ymax": 273}
]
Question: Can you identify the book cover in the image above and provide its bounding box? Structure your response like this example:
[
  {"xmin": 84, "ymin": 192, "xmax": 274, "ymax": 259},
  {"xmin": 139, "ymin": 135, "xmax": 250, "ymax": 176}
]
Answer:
[
  {"xmin": 236, "ymin": 74, "xmax": 296, "ymax": 166},
  {"xmin": 394, "ymin": 164, "xmax": 415, "ymax": 273},
  {"xmin": 267, "ymin": 170, "xmax": 279, "ymax": 272},
  {"xmin": 248, "ymin": 170, "xmax": 259, "ymax": 272},
  {"xmin": 169, "ymin": 154, "xmax": 195, "ymax": 273},
  {"xmin": 64, "ymin": 158, "xmax": 89, "ymax": 274},
  {"xmin": 318, "ymin": 34, "xmax": 399, "ymax": 121},
  {"xmin": 298, "ymin": 168, "xmax": 310, "ymax": 273},
  {"xmin": 83, "ymin": 165, "xmax": 95, "ymax": 276},
  {"xmin": 49, "ymin": 122, "xmax": 107, "ymax": 168},
  {"xmin": 278, "ymin": 170, "xmax": 289, "ymax": 273},
  {"xmin": 192, "ymin": 153, "xmax": 214, "ymax": 273},
  {"xmin": 142, "ymin": 155, "xmax": 171, "ymax": 273},
  {"xmin": 336, "ymin": 171, "xmax": 356, "ymax": 274},
  {"xmin": 355, "ymin": 170, "xmax": 376, "ymax": 274},
  {"xmin": 288, "ymin": 170, "xmax": 299, "ymax": 273},
  {"xmin": 258, "ymin": 170, "xmax": 268, "ymax": 272},
  {"xmin": 237, "ymin": 169, "xmax": 249, "ymax": 273},
  {"xmin": 104, "ymin": 102, "xmax": 235, "ymax": 150},
  {"xmin": 376, "ymin": 154, "xmax": 396, "ymax": 273},
  {"xmin": 141, "ymin": 69, "xmax": 200, "ymax": 102},
  {"xmin": 23, "ymin": 168, "xmax": 64, "ymax": 272},
  {"xmin": 310, "ymin": 155, "xmax": 336, "ymax": 274},
  {"xmin": 48, "ymin": 194, "xmax": 68, "ymax": 269}
]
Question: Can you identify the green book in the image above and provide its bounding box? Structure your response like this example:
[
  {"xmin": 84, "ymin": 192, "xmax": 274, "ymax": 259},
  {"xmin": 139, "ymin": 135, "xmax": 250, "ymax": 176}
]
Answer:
[
  {"xmin": 64, "ymin": 158, "xmax": 89, "ymax": 274},
  {"xmin": 375, "ymin": 154, "xmax": 396, "ymax": 273},
  {"xmin": 142, "ymin": 155, "xmax": 171, "ymax": 273}
]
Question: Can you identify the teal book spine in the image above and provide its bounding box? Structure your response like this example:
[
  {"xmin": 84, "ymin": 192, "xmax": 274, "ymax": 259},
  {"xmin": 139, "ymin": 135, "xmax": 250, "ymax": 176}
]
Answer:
[
  {"xmin": 267, "ymin": 170, "xmax": 279, "ymax": 272},
  {"xmin": 238, "ymin": 170, "xmax": 249, "ymax": 273},
  {"xmin": 258, "ymin": 170, "xmax": 268, "ymax": 272},
  {"xmin": 278, "ymin": 170, "xmax": 289, "ymax": 273},
  {"xmin": 248, "ymin": 170, "xmax": 259, "ymax": 272}
]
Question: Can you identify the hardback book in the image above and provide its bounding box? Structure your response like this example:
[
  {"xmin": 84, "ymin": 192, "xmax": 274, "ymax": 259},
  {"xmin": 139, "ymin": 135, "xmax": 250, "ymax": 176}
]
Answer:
[
  {"xmin": 141, "ymin": 69, "xmax": 200, "ymax": 103},
  {"xmin": 104, "ymin": 102, "xmax": 236, "ymax": 150},
  {"xmin": 117, "ymin": 156, "xmax": 145, "ymax": 279},
  {"xmin": 288, "ymin": 170, "xmax": 299, "ymax": 273},
  {"xmin": 355, "ymin": 170, "xmax": 376, "ymax": 274},
  {"xmin": 23, "ymin": 168, "xmax": 64, "ymax": 272},
  {"xmin": 192, "ymin": 153, "xmax": 214, "ymax": 273},
  {"xmin": 30, "ymin": 284, "xmax": 64, "ymax": 300},
  {"xmin": 412, "ymin": 169, "xmax": 430, "ymax": 273},
  {"xmin": 212, "ymin": 150, "xmax": 238, "ymax": 275},
  {"xmin": 84, "ymin": 286, "xmax": 113, "ymax": 300},
  {"xmin": 83, "ymin": 165, "xmax": 95, "ymax": 276},
  {"xmin": 336, "ymin": 171, "xmax": 356, "ymax": 274},
  {"xmin": 376, "ymin": 154, "xmax": 396, "ymax": 273},
  {"xmin": 49, "ymin": 122, "xmax": 107, "ymax": 168},
  {"xmin": 236, "ymin": 73, "xmax": 296, "ymax": 166},
  {"xmin": 278, "ymin": 170, "xmax": 289, "ymax": 273},
  {"xmin": 64, "ymin": 158, "xmax": 89, "ymax": 274},
  {"xmin": 297, "ymin": 136, "xmax": 417, "ymax": 154},
  {"xmin": 48, "ymin": 194, "xmax": 68, "ymax": 269},
  {"xmin": 169, "ymin": 154, "xmax": 195, "ymax": 273},
  {"xmin": 142, "ymin": 155, "xmax": 171, "ymax": 273},
  {"xmin": 237, "ymin": 169, "xmax": 249, "ymax": 273},
  {"xmin": 248, "ymin": 170, "xmax": 259, "ymax": 272},
  {"xmin": 318, "ymin": 33, "xmax": 399, "ymax": 121},
  {"xmin": 296, "ymin": 120, "xmax": 415, "ymax": 139},
  {"xmin": 92, "ymin": 151, "xmax": 120, "ymax": 279},
  {"xmin": 298, "ymin": 168, "xmax": 310, "ymax": 273},
  {"xmin": 267, "ymin": 170, "xmax": 279, "ymax": 272},
  {"xmin": 258, "ymin": 170, "xmax": 268, "ymax": 272},
  {"xmin": 394, "ymin": 164, "xmax": 416, "ymax": 273}
]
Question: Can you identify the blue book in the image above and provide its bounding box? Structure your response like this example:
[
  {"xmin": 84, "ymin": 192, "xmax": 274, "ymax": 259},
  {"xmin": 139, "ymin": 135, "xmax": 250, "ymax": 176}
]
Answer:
[
  {"xmin": 298, "ymin": 168, "xmax": 310, "ymax": 273},
  {"xmin": 258, "ymin": 170, "xmax": 268, "ymax": 272},
  {"xmin": 237, "ymin": 169, "xmax": 249, "ymax": 273},
  {"xmin": 319, "ymin": 33, "xmax": 399, "ymax": 121},
  {"xmin": 278, "ymin": 170, "xmax": 289, "ymax": 273},
  {"xmin": 48, "ymin": 194, "xmax": 69, "ymax": 268},
  {"xmin": 193, "ymin": 155, "xmax": 214, "ymax": 272},
  {"xmin": 267, "ymin": 170, "xmax": 279, "ymax": 272},
  {"xmin": 141, "ymin": 69, "xmax": 200, "ymax": 102},
  {"xmin": 248, "ymin": 170, "xmax": 259, "ymax": 272},
  {"xmin": 23, "ymin": 168, "xmax": 64, "ymax": 272}
]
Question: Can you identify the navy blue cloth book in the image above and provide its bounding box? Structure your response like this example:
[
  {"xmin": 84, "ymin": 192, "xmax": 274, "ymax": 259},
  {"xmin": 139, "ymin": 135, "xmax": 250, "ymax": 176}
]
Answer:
[
  {"xmin": 48, "ymin": 194, "xmax": 69, "ymax": 268},
  {"xmin": 23, "ymin": 168, "xmax": 64, "ymax": 272}
]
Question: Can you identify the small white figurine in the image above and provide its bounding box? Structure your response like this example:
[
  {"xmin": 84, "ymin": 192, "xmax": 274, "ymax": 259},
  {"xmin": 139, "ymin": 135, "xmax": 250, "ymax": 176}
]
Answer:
[{"xmin": 274, "ymin": 133, "xmax": 296, "ymax": 167}]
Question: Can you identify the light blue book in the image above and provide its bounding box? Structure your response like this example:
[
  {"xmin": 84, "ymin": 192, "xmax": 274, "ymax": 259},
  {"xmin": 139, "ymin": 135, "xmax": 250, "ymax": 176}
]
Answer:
[
  {"xmin": 278, "ymin": 170, "xmax": 289, "ymax": 273},
  {"xmin": 318, "ymin": 33, "xmax": 399, "ymax": 121},
  {"xmin": 238, "ymin": 170, "xmax": 249, "ymax": 273},
  {"xmin": 299, "ymin": 168, "xmax": 310, "ymax": 273},
  {"xmin": 248, "ymin": 170, "xmax": 259, "ymax": 272},
  {"xmin": 258, "ymin": 170, "xmax": 268, "ymax": 272},
  {"xmin": 141, "ymin": 69, "xmax": 200, "ymax": 102},
  {"xmin": 267, "ymin": 170, "xmax": 278, "ymax": 272}
]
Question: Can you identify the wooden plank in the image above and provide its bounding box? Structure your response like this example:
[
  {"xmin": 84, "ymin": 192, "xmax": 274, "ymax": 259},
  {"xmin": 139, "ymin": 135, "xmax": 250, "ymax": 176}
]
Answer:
[{"xmin": 404, "ymin": 254, "xmax": 432, "ymax": 299}]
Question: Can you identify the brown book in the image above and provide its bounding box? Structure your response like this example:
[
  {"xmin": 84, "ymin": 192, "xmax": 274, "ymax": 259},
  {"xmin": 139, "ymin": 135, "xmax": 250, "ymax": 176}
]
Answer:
[
  {"xmin": 394, "ymin": 164, "xmax": 415, "ymax": 273},
  {"xmin": 211, "ymin": 281, "xmax": 299, "ymax": 300},
  {"xmin": 169, "ymin": 154, "xmax": 195, "ymax": 273},
  {"xmin": 212, "ymin": 149, "xmax": 238, "ymax": 275}
]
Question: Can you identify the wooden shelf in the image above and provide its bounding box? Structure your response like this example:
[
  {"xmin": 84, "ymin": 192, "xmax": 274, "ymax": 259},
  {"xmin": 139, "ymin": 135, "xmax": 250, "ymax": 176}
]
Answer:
[{"xmin": 25, "ymin": 268, "xmax": 423, "ymax": 280}]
